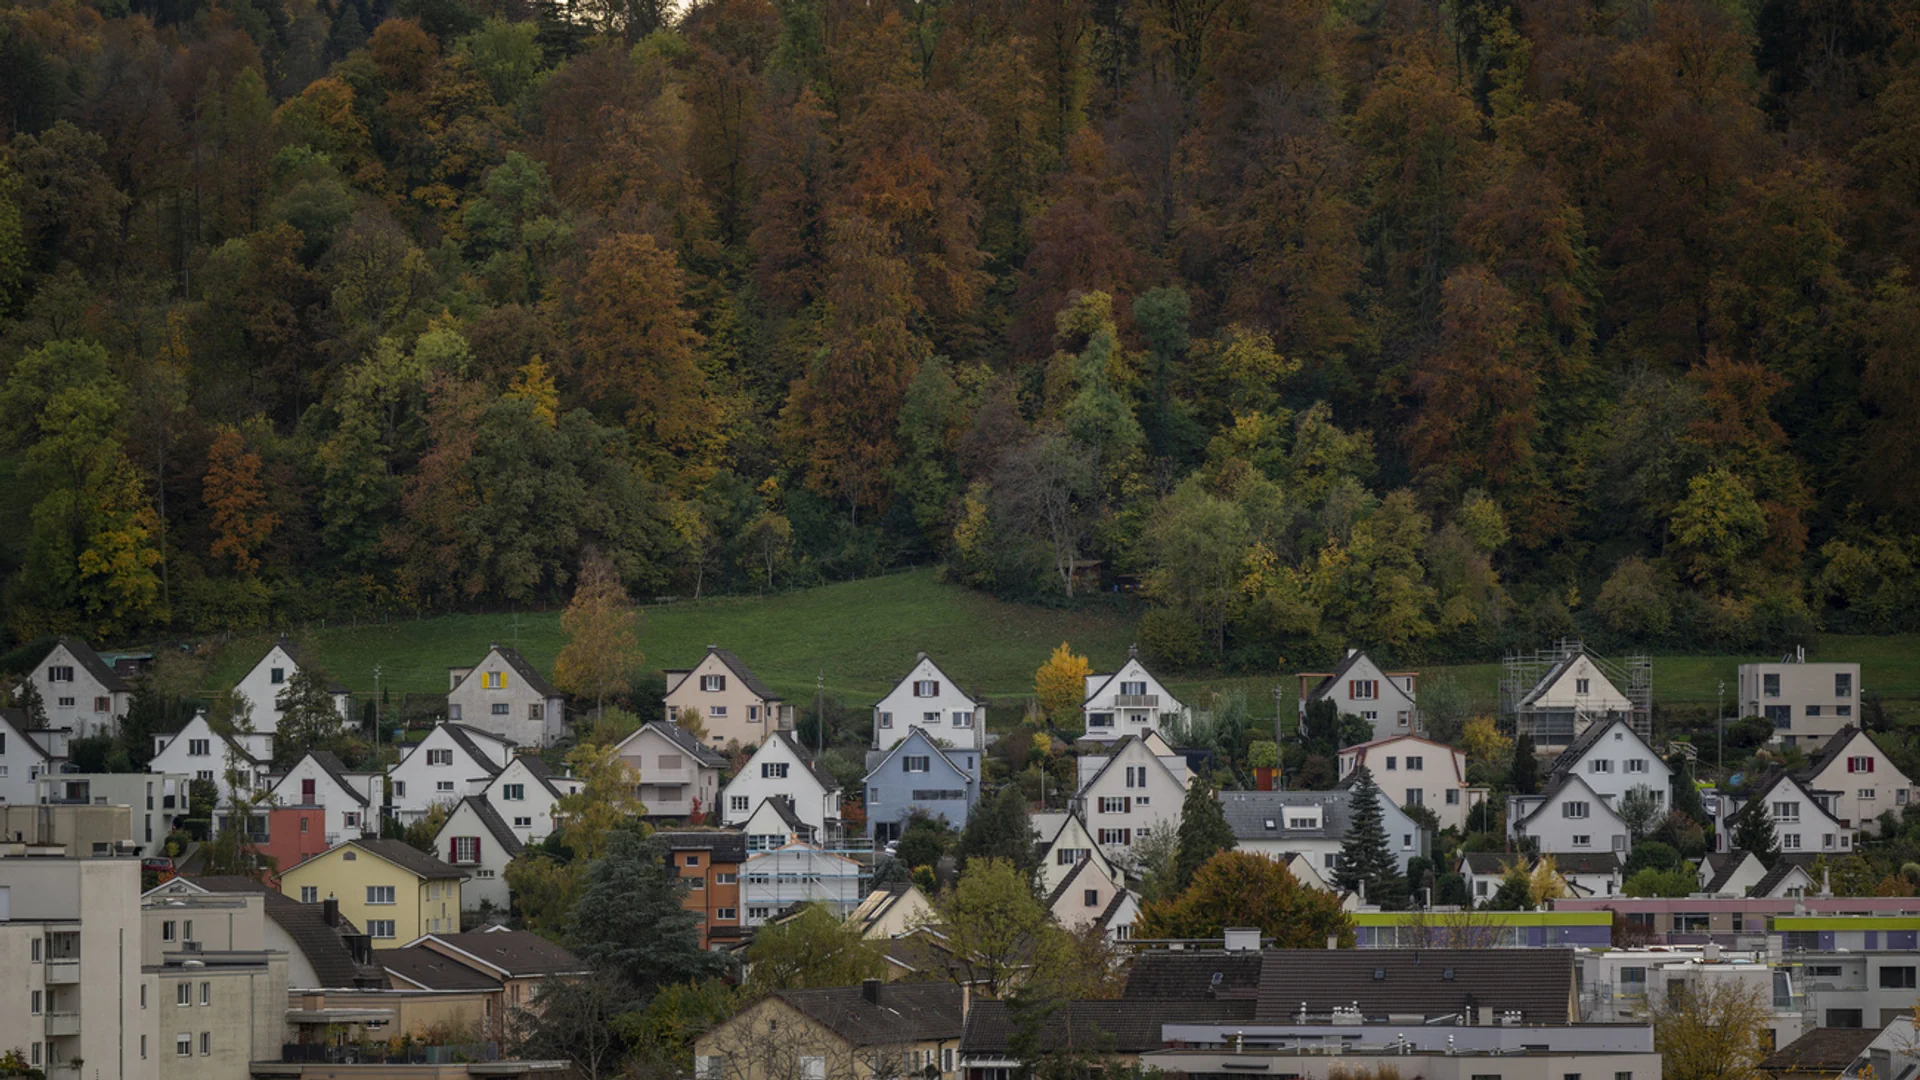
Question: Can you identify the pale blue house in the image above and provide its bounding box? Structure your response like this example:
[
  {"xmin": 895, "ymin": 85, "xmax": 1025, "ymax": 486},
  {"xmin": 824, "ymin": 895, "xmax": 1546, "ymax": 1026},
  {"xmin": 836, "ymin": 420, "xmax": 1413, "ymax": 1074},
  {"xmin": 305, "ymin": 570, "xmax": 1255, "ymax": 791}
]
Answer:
[{"xmin": 863, "ymin": 727, "xmax": 982, "ymax": 842}]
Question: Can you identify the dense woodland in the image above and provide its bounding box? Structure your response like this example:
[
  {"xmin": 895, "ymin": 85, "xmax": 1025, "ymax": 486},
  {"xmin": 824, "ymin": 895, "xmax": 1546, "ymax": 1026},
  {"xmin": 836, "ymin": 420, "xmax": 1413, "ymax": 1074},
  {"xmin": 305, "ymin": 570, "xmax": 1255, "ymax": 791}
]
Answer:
[{"xmin": 3, "ymin": 0, "xmax": 1919, "ymax": 668}]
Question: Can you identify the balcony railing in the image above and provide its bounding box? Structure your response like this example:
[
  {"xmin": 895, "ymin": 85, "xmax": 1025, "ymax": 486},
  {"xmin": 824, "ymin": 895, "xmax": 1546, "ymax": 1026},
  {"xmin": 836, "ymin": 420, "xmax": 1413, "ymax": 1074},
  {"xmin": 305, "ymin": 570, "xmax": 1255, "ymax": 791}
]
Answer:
[
  {"xmin": 45, "ymin": 959, "xmax": 80, "ymax": 984},
  {"xmin": 278, "ymin": 1043, "xmax": 500, "ymax": 1065},
  {"xmin": 1112, "ymin": 694, "xmax": 1159, "ymax": 709},
  {"xmin": 44, "ymin": 1011, "xmax": 80, "ymax": 1037}
]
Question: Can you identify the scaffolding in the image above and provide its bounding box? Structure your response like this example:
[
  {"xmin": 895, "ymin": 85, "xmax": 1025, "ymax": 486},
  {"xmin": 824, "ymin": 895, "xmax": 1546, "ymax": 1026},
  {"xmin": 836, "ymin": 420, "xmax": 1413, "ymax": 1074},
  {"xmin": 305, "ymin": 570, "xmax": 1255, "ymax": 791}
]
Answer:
[{"xmin": 1501, "ymin": 638, "xmax": 1651, "ymax": 747}]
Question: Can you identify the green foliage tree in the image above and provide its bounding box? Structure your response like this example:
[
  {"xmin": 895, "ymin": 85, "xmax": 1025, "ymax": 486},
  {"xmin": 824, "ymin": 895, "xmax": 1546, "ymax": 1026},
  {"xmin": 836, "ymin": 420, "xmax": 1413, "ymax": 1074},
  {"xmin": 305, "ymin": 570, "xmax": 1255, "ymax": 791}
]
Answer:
[
  {"xmin": 1172, "ymin": 780, "xmax": 1235, "ymax": 891},
  {"xmin": 1136, "ymin": 850, "xmax": 1356, "ymax": 946},
  {"xmin": 562, "ymin": 824, "xmax": 729, "ymax": 996},
  {"xmin": 1335, "ymin": 766, "xmax": 1406, "ymax": 908},
  {"xmin": 1484, "ymin": 864, "xmax": 1535, "ymax": 910},
  {"xmin": 1731, "ymin": 800, "xmax": 1780, "ymax": 867},
  {"xmin": 1624, "ymin": 866, "xmax": 1697, "ymax": 897},
  {"xmin": 1509, "ymin": 733, "xmax": 1540, "ymax": 795},
  {"xmin": 273, "ymin": 667, "xmax": 351, "ymax": 769},
  {"xmin": 956, "ymin": 785, "xmax": 1038, "ymax": 882}
]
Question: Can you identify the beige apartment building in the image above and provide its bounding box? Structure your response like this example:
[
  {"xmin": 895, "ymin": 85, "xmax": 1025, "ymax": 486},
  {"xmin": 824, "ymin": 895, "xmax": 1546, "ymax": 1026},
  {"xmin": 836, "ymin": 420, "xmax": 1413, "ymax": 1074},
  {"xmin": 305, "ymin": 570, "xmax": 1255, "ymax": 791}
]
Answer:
[{"xmin": 1739, "ymin": 651, "xmax": 1862, "ymax": 748}]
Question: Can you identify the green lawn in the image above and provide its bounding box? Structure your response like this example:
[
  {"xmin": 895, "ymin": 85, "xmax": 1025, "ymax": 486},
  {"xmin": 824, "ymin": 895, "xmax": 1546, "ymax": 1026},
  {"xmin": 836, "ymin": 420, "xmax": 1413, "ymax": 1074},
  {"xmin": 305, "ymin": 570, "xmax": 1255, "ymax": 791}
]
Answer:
[{"xmin": 194, "ymin": 568, "xmax": 1920, "ymax": 720}]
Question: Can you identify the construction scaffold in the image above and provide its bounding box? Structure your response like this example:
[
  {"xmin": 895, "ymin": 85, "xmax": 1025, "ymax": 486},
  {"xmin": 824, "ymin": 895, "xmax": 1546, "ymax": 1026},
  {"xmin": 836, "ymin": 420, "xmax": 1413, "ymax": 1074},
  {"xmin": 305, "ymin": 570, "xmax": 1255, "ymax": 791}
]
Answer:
[{"xmin": 1499, "ymin": 638, "xmax": 1651, "ymax": 747}]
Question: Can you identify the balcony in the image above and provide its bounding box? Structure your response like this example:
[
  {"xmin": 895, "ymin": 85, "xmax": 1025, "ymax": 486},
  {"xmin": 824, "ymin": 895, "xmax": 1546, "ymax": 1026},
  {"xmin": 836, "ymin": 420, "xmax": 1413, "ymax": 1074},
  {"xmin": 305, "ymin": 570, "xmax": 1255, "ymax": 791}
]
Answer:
[
  {"xmin": 277, "ymin": 1043, "xmax": 500, "ymax": 1065},
  {"xmin": 45, "ymin": 959, "xmax": 80, "ymax": 984},
  {"xmin": 44, "ymin": 1011, "xmax": 81, "ymax": 1037},
  {"xmin": 1113, "ymin": 694, "xmax": 1159, "ymax": 709}
]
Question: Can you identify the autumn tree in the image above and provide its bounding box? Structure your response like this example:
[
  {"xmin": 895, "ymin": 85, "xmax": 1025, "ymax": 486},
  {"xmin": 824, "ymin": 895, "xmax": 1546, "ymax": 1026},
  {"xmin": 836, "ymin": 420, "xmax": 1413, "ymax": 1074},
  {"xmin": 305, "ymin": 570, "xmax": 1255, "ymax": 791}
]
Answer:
[
  {"xmin": 1034, "ymin": 642, "xmax": 1092, "ymax": 726},
  {"xmin": 203, "ymin": 426, "xmax": 278, "ymax": 576},
  {"xmin": 554, "ymin": 553, "xmax": 641, "ymax": 717},
  {"xmin": 1136, "ymin": 850, "xmax": 1355, "ymax": 947},
  {"xmin": 1652, "ymin": 980, "xmax": 1772, "ymax": 1080}
]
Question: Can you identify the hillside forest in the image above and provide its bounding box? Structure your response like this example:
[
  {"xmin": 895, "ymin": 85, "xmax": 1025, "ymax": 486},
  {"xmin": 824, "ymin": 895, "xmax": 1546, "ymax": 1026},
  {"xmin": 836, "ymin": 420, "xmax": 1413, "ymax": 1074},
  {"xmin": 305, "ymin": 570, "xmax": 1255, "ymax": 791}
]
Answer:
[{"xmin": 2, "ymin": 0, "xmax": 1919, "ymax": 669}]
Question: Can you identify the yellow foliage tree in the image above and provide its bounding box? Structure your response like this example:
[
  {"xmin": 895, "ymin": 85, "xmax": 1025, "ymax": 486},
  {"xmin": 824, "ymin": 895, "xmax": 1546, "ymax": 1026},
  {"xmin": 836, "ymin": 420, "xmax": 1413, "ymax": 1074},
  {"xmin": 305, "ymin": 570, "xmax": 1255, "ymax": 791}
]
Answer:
[
  {"xmin": 1034, "ymin": 642, "xmax": 1091, "ymax": 723},
  {"xmin": 505, "ymin": 355, "xmax": 559, "ymax": 427},
  {"xmin": 553, "ymin": 553, "xmax": 640, "ymax": 717},
  {"xmin": 1459, "ymin": 715, "xmax": 1512, "ymax": 767},
  {"xmin": 1528, "ymin": 855, "xmax": 1569, "ymax": 907}
]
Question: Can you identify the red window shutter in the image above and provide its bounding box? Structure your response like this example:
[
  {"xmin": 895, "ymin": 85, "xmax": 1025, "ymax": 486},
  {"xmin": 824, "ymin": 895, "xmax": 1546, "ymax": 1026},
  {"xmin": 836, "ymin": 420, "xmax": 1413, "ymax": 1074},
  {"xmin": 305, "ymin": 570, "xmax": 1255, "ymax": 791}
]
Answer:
[
  {"xmin": 1849, "ymin": 759, "xmax": 1857, "ymax": 773},
  {"xmin": 1348, "ymin": 680, "xmax": 1356, "ymax": 696},
  {"xmin": 1869, "ymin": 759, "xmax": 1877, "ymax": 773},
  {"xmin": 931, "ymin": 681, "xmax": 940, "ymax": 695}
]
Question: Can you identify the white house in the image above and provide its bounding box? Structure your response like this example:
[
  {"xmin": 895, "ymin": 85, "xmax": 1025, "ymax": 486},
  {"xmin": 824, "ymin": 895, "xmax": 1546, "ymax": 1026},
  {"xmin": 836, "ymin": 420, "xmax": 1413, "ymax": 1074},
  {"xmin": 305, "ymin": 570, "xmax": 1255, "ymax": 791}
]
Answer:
[
  {"xmin": 1032, "ymin": 810, "xmax": 1121, "ymax": 897},
  {"xmin": 233, "ymin": 635, "xmax": 353, "ymax": 737},
  {"xmin": 873, "ymin": 652, "xmax": 985, "ymax": 751},
  {"xmin": 1751, "ymin": 858, "xmax": 1820, "ymax": 898},
  {"xmin": 741, "ymin": 795, "xmax": 816, "ymax": 850},
  {"xmin": 739, "ymin": 842, "xmax": 864, "ymax": 925},
  {"xmin": 1541, "ymin": 716, "xmax": 1672, "ymax": 818},
  {"xmin": 1797, "ymin": 726, "xmax": 1915, "ymax": 835},
  {"xmin": 151, "ymin": 713, "xmax": 272, "ymax": 808},
  {"xmin": 1337, "ymin": 734, "xmax": 1485, "ymax": 832},
  {"xmin": 388, "ymin": 724, "xmax": 513, "ymax": 824},
  {"xmin": 1697, "ymin": 851, "xmax": 1768, "ymax": 897},
  {"xmin": 1298, "ymin": 649, "xmax": 1420, "ymax": 742},
  {"xmin": 613, "ymin": 721, "xmax": 729, "ymax": 820},
  {"xmin": 28, "ymin": 637, "xmax": 131, "ymax": 740},
  {"xmin": 1072, "ymin": 733, "xmax": 1191, "ymax": 859},
  {"xmin": 0, "ymin": 708, "xmax": 54, "ymax": 805},
  {"xmin": 1457, "ymin": 852, "xmax": 1622, "ymax": 905},
  {"xmin": 1218, "ymin": 788, "xmax": 1428, "ymax": 880},
  {"xmin": 1513, "ymin": 645, "xmax": 1639, "ymax": 748},
  {"xmin": 1738, "ymin": 652, "xmax": 1861, "ymax": 748},
  {"xmin": 1737, "ymin": 773, "xmax": 1854, "ymax": 857},
  {"xmin": 1046, "ymin": 857, "xmax": 1139, "ymax": 942},
  {"xmin": 434, "ymin": 796, "xmax": 523, "ymax": 914},
  {"xmin": 270, "ymin": 750, "xmax": 379, "ymax": 846},
  {"xmin": 1081, "ymin": 648, "xmax": 1188, "ymax": 743},
  {"xmin": 446, "ymin": 645, "xmax": 566, "ymax": 748},
  {"xmin": 1506, "ymin": 774, "xmax": 1632, "ymax": 856},
  {"xmin": 720, "ymin": 731, "xmax": 841, "ymax": 836},
  {"xmin": 481, "ymin": 755, "xmax": 580, "ymax": 843}
]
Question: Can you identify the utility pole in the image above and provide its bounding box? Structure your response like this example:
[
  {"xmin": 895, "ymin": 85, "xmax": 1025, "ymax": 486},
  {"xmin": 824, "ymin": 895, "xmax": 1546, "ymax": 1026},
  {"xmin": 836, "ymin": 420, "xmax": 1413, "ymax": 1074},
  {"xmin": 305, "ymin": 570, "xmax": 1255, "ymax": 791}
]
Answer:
[
  {"xmin": 1717, "ymin": 679, "xmax": 1725, "ymax": 775},
  {"xmin": 816, "ymin": 671, "xmax": 825, "ymax": 758},
  {"xmin": 374, "ymin": 664, "xmax": 383, "ymax": 750}
]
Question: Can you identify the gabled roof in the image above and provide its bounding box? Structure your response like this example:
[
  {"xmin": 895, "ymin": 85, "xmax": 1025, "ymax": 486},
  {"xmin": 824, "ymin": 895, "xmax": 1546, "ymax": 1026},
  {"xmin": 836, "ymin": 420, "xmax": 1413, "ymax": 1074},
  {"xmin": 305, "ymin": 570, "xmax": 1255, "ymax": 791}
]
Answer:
[
  {"xmin": 862, "ymin": 726, "xmax": 975, "ymax": 784},
  {"xmin": 45, "ymin": 636, "xmax": 130, "ymax": 692},
  {"xmin": 440, "ymin": 724, "xmax": 507, "ymax": 776},
  {"xmin": 758, "ymin": 795, "xmax": 811, "ymax": 835},
  {"xmin": 1702, "ymin": 850, "xmax": 1761, "ymax": 894},
  {"xmin": 1303, "ymin": 648, "xmax": 1372, "ymax": 703},
  {"xmin": 1751, "ymin": 860, "xmax": 1816, "ymax": 898},
  {"xmin": 1218, "ymin": 790, "xmax": 1358, "ymax": 843},
  {"xmin": 1517, "ymin": 644, "xmax": 1619, "ymax": 708},
  {"xmin": 0, "ymin": 708, "xmax": 50, "ymax": 760},
  {"xmin": 881, "ymin": 654, "xmax": 986, "ymax": 706},
  {"xmin": 411, "ymin": 929, "xmax": 586, "ymax": 978},
  {"xmin": 179, "ymin": 875, "xmax": 386, "ymax": 988},
  {"xmin": 1759, "ymin": 1025, "xmax": 1879, "ymax": 1073},
  {"xmin": 168, "ymin": 714, "xmax": 267, "ymax": 768},
  {"xmin": 654, "ymin": 828, "xmax": 748, "ymax": 863},
  {"xmin": 440, "ymin": 796, "xmax": 524, "ymax": 857},
  {"xmin": 1075, "ymin": 734, "xmax": 1179, "ymax": 797},
  {"xmin": 845, "ymin": 882, "xmax": 929, "ymax": 935},
  {"xmin": 1458, "ymin": 852, "xmax": 1620, "ymax": 877},
  {"xmin": 1744, "ymin": 771, "xmax": 1840, "ymax": 826},
  {"xmin": 669, "ymin": 646, "xmax": 783, "ymax": 702},
  {"xmin": 1515, "ymin": 773, "xmax": 1621, "ymax": 830},
  {"xmin": 337, "ymin": 837, "xmax": 469, "ymax": 881},
  {"xmin": 617, "ymin": 721, "xmax": 729, "ymax": 769},
  {"xmin": 1798, "ymin": 726, "xmax": 1893, "ymax": 783},
  {"xmin": 383, "ymin": 948, "xmax": 504, "ymax": 991},
  {"xmin": 295, "ymin": 750, "xmax": 370, "ymax": 807},
  {"xmin": 773, "ymin": 730, "xmax": 840, "ymax": 791},
  {"xmin": 770, "ymin": 981, "xmax": 965, "ymax": 1046},
  {"xmin": 502, "ymin": 754, "xmax": 565, "ymax": 800},
  {"xmin": 1044, "ymin": 854, "xmax": 1103, "ymax": 910},
  {"xmin": 963, "ymin": 998, "xmax": 1254, "ymax": 1056},
  {"xmin": 1544, "ymin": 715, "xmax": 1659, "ymax": 780},
  {"xmin": 1252, "ymin": 949, "xmax": 1575, "ymax": 1023},
  {"xmin": 1082, "ymin": 648, "xmax": 1174, "ymax": 705},
  {"xmin": 489, "ymin": 645, "xmax": 558, "ymax": 698},
  {"xmin": 258, "ymin": 635, "xmax": 349, "ymax": 695}
]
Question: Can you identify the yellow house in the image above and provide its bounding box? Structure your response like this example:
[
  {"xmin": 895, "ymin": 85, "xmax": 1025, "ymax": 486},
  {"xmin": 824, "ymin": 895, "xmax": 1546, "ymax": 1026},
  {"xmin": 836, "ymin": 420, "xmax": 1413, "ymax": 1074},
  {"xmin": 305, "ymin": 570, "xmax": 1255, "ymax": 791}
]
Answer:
[{"xmin": 280, "ymin": 837, "xmax": 468, "ymax": 949}]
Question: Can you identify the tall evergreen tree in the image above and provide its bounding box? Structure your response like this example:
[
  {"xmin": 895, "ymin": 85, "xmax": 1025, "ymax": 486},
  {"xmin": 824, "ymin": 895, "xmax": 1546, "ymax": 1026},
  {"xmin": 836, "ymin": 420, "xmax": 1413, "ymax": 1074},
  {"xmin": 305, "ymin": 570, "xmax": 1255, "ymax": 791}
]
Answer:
[
  {"xmin": 563, "ymin": 824, "xmax": 729, "ymax": 995},
  {"xmin": 274, "ymin": 666, "xmax": 349, "ymax": 769},
  {"xmin": 1173, "ymin": 779, "xmax": 1235, "ymax": 891},
  {"xmin": 1668, "ymin": 749, "xmax": 1708, "ymax": 824},
  {"xmin": 1509, "ymin": 732, "xmax": 1540, "ymax": 795},
  {"xmin": 1732, "ymin": 798, "xmax": 1780, "ymax": 868},
  {"xmin": 1335, "ymin": 766, "xmax": 1406, "ymax": 908},
  {"xmin": 956, "ymin": 785, "xmax": 1039, "ymax": 883},
  {"xmin": 1300, "ymin": 697, "xmax": 1341, "ymax": 755}
]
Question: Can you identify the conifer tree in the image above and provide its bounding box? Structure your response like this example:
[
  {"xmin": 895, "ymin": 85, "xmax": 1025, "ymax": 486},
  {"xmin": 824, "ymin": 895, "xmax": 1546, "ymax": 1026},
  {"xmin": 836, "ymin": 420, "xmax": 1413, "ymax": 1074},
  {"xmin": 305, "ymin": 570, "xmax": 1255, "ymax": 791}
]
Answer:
[
  {"xmin": 1510, "ymin": 732, "xmax": 1540, "ymax": 794},
  {"xmin": 1732, "ymin": 798, "xmax": 1780, "ymax": 868},
  {"xmin": 956, "ymin": 785, "xmax": 1039, "ymax": 882},
  {"xmin": 1173, "ymin": 779, "xmax": 1236, "ymax": 891},
  {"xmin": 1336, "ymin": 766, "xmax": 1406, "ymax": 908}
]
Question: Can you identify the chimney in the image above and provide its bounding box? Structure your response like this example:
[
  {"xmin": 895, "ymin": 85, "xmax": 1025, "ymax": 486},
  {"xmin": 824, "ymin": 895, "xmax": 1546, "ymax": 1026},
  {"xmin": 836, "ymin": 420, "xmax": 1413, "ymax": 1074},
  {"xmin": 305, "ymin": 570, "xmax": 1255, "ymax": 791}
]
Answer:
[
  {"xmin": 323, "ymin": 895, "xmax": 340, "ymax": 927},
  {"xmin": 1348, "ymin": 648, "xmax": 1358, "ymax": 658},
  {"xmin": 1327, "ymin": 935, "xmax": 1340, "ymax": 950},
  {"xmin": 1704, "ymin": 942, "xmax": 1722, "ymax": 962},
  {"xmin": 1128, "ymin": 644, "xmax": 1138, "ymax": 659},
  {"xmin": 861, "ymin": 979, "xmax": 882, "ymax": 1005},
  {"xmin": 960, "ymin": 981, "xmax": 971, "ymax": 1021},
  {"xmin": 1223, "ymin": 927, "xmax": 1261, "ymax": 953},
  {"xmin": 917, "ymin": 651, "xmax": 927, "ymax": 661}
]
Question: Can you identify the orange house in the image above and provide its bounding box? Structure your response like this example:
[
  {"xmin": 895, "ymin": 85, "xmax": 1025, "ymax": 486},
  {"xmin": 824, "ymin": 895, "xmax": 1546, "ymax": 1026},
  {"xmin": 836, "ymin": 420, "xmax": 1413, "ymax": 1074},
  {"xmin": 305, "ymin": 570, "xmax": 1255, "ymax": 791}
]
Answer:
[
  {"xmin": 259, "ymin": 806, "xmax": 333, "ymax": 883},
  {"xmin": 655, "ymin": 829, "xmax": 748, "ymax": 949}
]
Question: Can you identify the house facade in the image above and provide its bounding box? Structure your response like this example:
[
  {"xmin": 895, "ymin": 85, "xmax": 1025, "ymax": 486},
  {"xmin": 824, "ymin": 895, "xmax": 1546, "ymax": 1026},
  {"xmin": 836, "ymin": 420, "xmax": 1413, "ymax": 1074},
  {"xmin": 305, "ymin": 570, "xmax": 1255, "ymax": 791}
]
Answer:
[
  {"xmin": 1071, "ymin": 734, "xmax": 1190, "ymax": 859},
  {"xmin": 232, "ymin": 636, "xmax": 352, "ymax": 736},
  {"xmin": 1219, "ymin": 788, "xmax": 1428, "ymax": 878},
  {"xmin": 28, "ymin": 637, "xmax": 130, "ymax": 740},
  {"xmin": 278, "ymin": 838, "xmax": 467, "ymax": 947},
  {"xmin": 1507, "ymin": 774, "xmax": 1633, "ymax": 855},
  {"xmin": 665, "ymin": 647, "xmax": 790, "ymax": 749},
  {"xmin": 1337, "ymin": 734, "xmax": 1484, "ymax": 831},
  {"xmin": 0, "ymin": 709, "xmax": 53, "ymax": 805},
  {"xmin": 1798, "ymin": 726, "xmax": 1915, "ymax": 834},
  {"xmin": 656, "ymin": 829, "xmax": 748, "ymax": 949},
  {"xmin": 269, "ymin": 750, "xmax": 378, "ymax": 848},
  {"xmin": 739, "ymin": 843, "xmax": 865, "ymax": 925},
  {"xmin": 872, "ymin": 653, "xmax": 985, "ymax": 752},
  {"xmin": 481, "ymin": 755, "xmax": 580, "ymax": 843},
  {"xmin": 1543, "ymin": 716, "xmax": 1673, "ymax": 814},
  {"xmin": 1739, "ymin": 773, "xmax": 1855, "ymax": 856},
  {"xmin": 1299, "ymin": 649, "xmax": 1420, "ymax": 741},
  {"xmin": 1738, "ymin": 654, "xmax": 1861, "ymax": 749},
  {"xmin": 446, "ymin": 645, "xmax": 567, "ymax": 748},
  {"xmin": 1513, "ymin": 644, "xmax": 1645, "ymax": 747},
  {"xmin": 720, "ymin": 731, "xmax": 841, "ymax": 836},
  {"xmin": 1081, "ymin": 649, "xmax": 1188, "ymax": 742},
  {"xmin": 433, "ymin": 797, "xmax": 524, "ymax": 914},
  {"xmin": 613, "ymin": 721, "xmax": 728, "ymax": 820},
  {"xmin": 864, "ymin": 727, "xmax": 982, "ymax": 841},
  {"xmin": 387, "ymin": 724, "xmax": 511, "ymax": 823},
  {"xmin": 1046, "ymin": 857, "xmax": 1139, "ymax": 941},
  {"xmin": 1032, "ymin": 810, "xmax": 1121, "ymax": 897},
  {"xmin": 150, "ymin": 714, "xmax": 271, "ymax": 809},
  {"xmin": 695, "ymin": 983, "xmax": 965, "ymax": 1080}
]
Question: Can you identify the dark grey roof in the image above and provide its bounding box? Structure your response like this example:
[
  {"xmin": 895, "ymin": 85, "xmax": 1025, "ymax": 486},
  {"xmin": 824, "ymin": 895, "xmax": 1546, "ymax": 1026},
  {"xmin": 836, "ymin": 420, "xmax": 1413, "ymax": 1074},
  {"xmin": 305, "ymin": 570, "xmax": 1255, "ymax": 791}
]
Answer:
[
  {"xmin": 1751, "ymin": 859, "xmax": 1814, "ymax": 898},
  {"xmin": 642, "ymin": 721, "xmax": 729, "ymax": 768},
  {"xmin": 669, "ymin": 647, "xmax": 782, "ymax": 702},
  {"xmin": 1045, "ymin": 855, "xmax": 1101, "ymax": 909},
  {"xmin": 185, "ymin": 876, "xmax": 386, "ymax": 989},
  {"xmin": 490, "ymin": 645, "xmax": 558, "ymax": 698},
  {"xmin": 962, "ymin": 998, "xmax": 1255, "ymax": 1056},
  {"xmin": 349, "ymin": 837, "xmax": 469, "ymax": 880},
  {"xmin": 1517, "ymin": 645, "xmax": 1593, "ymax": 708},
  {"xmin": 443, "ymin": 796, "xmax": 524, "ymax": 856},
  {"xmin": 773, "ymin": 982, "xmax": 965, "ymax": 1045},
  {"xmin": 654, "ymin": 828, "xmax": 748, "ymax": 863},
  {"xmin": 383, "ymin": 948, "xmax": 504, "ymax": 991},
  {"xmin": 1459, "ymin": 852, "xmax": 1619, "ymax": 877},
  {"xmin": 1703, "ymin": 851, "xmax": 1759, "ymax": 894},
  {"xmin": 511, "ymin": 755, "xmax": 565, "ymax": 799},
  {"xmin": 1303, "ymin": 649, "xmax": 1371, "ymax": 703},
  {"xmin": 774, "ymin": 730, "xmax": 840, "ymax": 791},
  {"xmin": 1253, "ymin": 949, "xmax": 1576, "ymax": 1023},
  {"xmin": 1122, "ymin": 952, "xmax": 1265, "ymax": 1000},
  {"xmin": 0, "ymin": 708, "xmax": 49, "ymax": 760},
  {"xmin": 863, "ymin": 726, "xmax": 976, "ymax": 783},
  {"xmin": 1798, "ymin": 726, "xmax": 1868, "ymax": 781},
  {"xmin": 423, "ymin": 929, "xmax": 586, "ymax": 977},
  {"xmin": 269, "ymin": 636, "xmax": 349, "ymax": 695},
  {"xmin": 1459, "ymin": 852, "xmax": 1525, "ymax": 875},
  {"xmin": 440, "ymin": 724, "xmax": 506, "ymax": 775},
  {"xmin": 1760, "ymin": 1026, "xmax": 1879, "ymax": 1073},
  {"xmin": 304, "ymin": 750, "xmax": 369, "ymax": 807},
  {"xmin": 49, "ymin": 636, "xmax": 130, "ymax": 691},
  {"xmin": 762, "ymin": 795, "xmax": 811, "ymax": 835},
  {"xmin": 1218, "ymin": 790, "xmax": 1355, "ymax": 843},
  {"xmin": 1545, "ymin": 715, "xmax": 1632, "ymax": 779}
]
